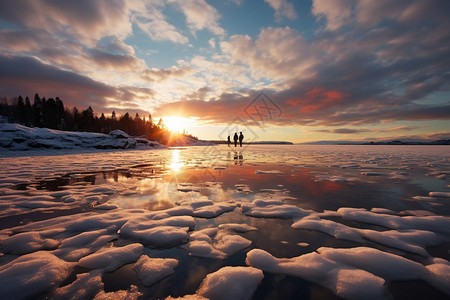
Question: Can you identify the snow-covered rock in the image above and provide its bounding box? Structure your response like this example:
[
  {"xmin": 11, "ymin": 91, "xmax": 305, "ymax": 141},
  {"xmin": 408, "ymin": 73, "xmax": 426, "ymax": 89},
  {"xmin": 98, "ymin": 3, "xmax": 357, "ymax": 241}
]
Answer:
[{"xmin": 0, "ymin": 123, "xmax": 165, "ymax": 151}]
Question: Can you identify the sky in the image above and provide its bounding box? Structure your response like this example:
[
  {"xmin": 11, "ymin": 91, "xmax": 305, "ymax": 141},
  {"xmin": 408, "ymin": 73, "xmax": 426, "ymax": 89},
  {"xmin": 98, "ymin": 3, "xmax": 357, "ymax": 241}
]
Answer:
[{"xmin": 0, "ymin": 0, "xmax": 449, "ymax": 143}]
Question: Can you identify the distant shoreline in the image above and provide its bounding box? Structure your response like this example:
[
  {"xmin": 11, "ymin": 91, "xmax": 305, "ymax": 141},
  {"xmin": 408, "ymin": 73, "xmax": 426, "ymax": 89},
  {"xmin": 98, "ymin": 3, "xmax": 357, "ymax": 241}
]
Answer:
[{"xmin": 297, "ymin": 140, "xmax": 450, "ymax": 146}]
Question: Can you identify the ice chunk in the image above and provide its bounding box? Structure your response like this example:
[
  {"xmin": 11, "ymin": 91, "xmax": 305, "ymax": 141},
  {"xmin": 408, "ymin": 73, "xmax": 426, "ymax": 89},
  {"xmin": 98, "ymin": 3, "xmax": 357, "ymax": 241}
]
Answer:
[
  {"xmin": 78, "ymin": 243, "xmax": 143, "ymax": 272},
  {"xmin": 0, "ymin": 251, "xmax": 72, "ymax": 299},
  {"xmin": 213, "ymin": 231, "xmax": 252, "ymax": 255},
  {"xmin": 293, "ymin": 215, "xmax": 442, "ymax": 256},
  {"xmin": 317, "ymin": 247, "xmax": 426, "ymax": 281},
  {"xmin": 196, "ymin": 266, "xmax": 263, "ymax": 300},
  {"xmin": 119, "ymin": 216, "xmax": 194, "ymax": 247},
  {"xmin": 292, "ymin": 217, "xmax": 363, "ymax": 242},
  {"xmin": 1, "ymin": 231, "xmax": 60, "ymax": 254},
  {"xmin": 359, "ymin": 229, "xmax": 442, "ymax": 256},
  {"xmin": 242, "ymin": 198, "xmax": 310, "ymax": 220},
  {"xmin": 335, "ymin": 269, "xmax": 386, "ymax": 300},
  {"xmin": 133, "ymin": 255, "xmax": 178, "ymax": 286},
  {"xmin": 54, "ymin": 228, "xmax": 119, "ymax": 261},
  {"xmin": 52, "ymin": 271, "xmax": 103, "ymax": 300},
  {"xmin": 183, "ymin": 227, "xmax": 251, "ymax": 259},
  {"xmin": 192, "ymin": 202, "xmax": 235, "ymax": 218},
  {"xmin": 337, "ymin": 207, "xmax": 450, "ymax": 235},
  {"xmin": 425, "ymin": 258, "xmax": 450, "ymax": 295},
  {"xmin": 182, "ymin": 240, "xmax": 226, "ymax": 258},
  {"xmin": 246, "ymin": 248, "xmax": 387, "ymax": 299},
  {"xmin": 94, "ymin": 285, "xmax": 142, "ymax": 300}
]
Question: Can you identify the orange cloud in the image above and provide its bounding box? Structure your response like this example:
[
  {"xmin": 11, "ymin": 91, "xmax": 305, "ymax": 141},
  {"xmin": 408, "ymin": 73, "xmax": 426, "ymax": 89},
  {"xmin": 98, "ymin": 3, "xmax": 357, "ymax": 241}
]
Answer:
[{"xmin": 285, "ymin": 87, "xmax": 349, "ymax": 114}]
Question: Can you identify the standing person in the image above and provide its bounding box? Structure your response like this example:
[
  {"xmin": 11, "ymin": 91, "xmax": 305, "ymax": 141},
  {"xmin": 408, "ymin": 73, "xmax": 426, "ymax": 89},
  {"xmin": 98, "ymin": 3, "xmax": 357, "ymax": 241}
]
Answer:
[
  {"xmin": 233, "ymin": 132, "xmax": 238, "ymax": 147},
  {"xmin": 239, "ymin": 132, "xmax": 244, "ymax": 147},
  {"xmin": 227, "ymin": 135, "xmax": 231, "ymax": 147}
]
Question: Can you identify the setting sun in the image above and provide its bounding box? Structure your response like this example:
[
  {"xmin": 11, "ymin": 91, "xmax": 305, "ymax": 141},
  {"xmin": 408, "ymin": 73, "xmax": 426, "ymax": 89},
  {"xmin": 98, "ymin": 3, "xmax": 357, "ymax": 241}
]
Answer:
[{"xmin": 163, "ymin": 116, "xmax": 193, "ymax": 134}]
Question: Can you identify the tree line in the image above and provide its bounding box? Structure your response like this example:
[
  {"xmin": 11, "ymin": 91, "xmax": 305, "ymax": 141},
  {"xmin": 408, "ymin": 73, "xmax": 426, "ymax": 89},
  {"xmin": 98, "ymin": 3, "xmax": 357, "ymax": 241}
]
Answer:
[{"xmin": 0, "ymin": 93, "xmax": 197, "ymax": 144}]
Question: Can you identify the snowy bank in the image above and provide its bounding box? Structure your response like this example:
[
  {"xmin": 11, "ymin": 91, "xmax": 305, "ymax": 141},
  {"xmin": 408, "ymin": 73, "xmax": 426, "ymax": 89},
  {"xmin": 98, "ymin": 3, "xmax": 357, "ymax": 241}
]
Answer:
[{"xmin": 0, "ymin": 123, "xmax": 165, "ymax": 151}]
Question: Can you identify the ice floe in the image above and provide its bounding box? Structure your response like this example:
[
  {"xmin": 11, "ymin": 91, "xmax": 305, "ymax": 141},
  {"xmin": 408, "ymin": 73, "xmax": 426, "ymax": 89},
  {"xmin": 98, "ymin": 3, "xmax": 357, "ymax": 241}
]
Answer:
[
  {"xmin": 169, "ymin": 266, "xmax": 263, "ymax": 300},
  {"xmin": 190, "ymin": 198, "xmax": 236, "ymax": 218},
  {"xmin": 182, "ymin": 226, "xmax": 252, "ymax": 259},
  {"xmin": 241, "ymin": 197, "xmax": 310, "ymax": 220},
  {"xmin": 292, "ymin": 213, "xmax": 445, "ymax": 256},
  {"xmin": 133, "ymin": 255, "xmax": 178, "ymax": 286},
  {"xmin": 78, "ymin": 243, "xmax": 143, "ymax": 272},
  {"xmin": 1, "ymin": 231, "xmax": 59, "ymax": 255},
  {"xmin": 94, "ymin": 285, "xmax": 142, "ymax": 300},
  {"xmin": 245, "ymin": 248, "xmax": 387, "ymax": 299},
  {"xmin": 0, "ymin": 251, "xmax": 72, "ymax": 299},
  {"xmin": 119, "ymin": 216, "xmax": 194, "ymax": 247},
  {"xmin": 52, "ymin": 270, "xmax": 103, "ymax": 300}
]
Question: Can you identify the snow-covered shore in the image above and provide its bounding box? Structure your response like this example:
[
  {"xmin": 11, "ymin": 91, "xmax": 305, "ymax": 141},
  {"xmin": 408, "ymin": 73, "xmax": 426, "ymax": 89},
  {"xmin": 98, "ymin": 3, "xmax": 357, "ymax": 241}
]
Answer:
[{"xmin": 0, "ymin": 123, "xmax": 165, "ymax": 151}]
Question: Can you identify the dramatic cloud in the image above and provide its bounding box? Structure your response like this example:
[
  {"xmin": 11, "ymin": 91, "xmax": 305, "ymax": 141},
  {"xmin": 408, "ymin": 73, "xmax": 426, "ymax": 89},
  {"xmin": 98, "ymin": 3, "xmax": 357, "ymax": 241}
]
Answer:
[
  {"xmin": 0, "ymin": 0, "xmax": 448, "ymax": 141},
  {"xmin": 0, "ymin": 0, "xmax": 132, "ymax": 44},
  {"xmin": 0, "ymin": 54, "xmax": 154, "ymax": 112}
]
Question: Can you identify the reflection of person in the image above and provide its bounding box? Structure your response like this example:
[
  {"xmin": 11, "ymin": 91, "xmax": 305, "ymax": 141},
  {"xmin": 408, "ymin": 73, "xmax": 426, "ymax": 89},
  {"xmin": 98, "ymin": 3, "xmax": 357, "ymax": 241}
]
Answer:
[
  {"xmin": 233, "ymin": 132, "xmax": 238, "ymax": 147},
  {"xmin": 239, "ymin": 132, "xmax": 244, "ymax": 147},
  {"xmin": 227, "ymin": 135, "xmax": 231, "ymax": 147},
  {"xmin": 233, "ymin": 151, "xmax": 244, "ymax": 165}
]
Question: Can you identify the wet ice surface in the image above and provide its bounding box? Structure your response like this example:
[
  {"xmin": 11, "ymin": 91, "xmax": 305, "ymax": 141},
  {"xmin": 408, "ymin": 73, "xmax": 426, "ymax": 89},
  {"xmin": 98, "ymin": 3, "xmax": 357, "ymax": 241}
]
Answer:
[{"xmin": 0, "ymin": 145, "xmax": 449, "ymax": 300}]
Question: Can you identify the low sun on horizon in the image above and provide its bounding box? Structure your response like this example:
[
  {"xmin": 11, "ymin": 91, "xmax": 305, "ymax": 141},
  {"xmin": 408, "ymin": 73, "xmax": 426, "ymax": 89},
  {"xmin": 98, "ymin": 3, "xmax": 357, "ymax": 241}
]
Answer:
[{"xmin": 163, "ymin": 116, "xmax": 195, "ymax": 134}]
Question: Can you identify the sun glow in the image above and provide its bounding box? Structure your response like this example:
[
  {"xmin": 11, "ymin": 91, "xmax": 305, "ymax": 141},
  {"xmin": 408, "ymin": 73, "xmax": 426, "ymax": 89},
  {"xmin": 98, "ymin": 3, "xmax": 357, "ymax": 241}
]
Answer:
[{"xmin": 163, "ymin": 116, "xmax": 193, "ymax": 133}]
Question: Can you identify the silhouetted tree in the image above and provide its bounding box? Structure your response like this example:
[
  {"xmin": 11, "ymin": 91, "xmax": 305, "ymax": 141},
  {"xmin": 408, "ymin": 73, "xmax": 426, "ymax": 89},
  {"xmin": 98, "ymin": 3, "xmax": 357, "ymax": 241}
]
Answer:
[
  {"xmin": 25, "ymin": 96, "xmax": 32, "ymax": 126},
  {"xmin": 0, "ymin": 93, "xmax": 179, "ymax": 145}
]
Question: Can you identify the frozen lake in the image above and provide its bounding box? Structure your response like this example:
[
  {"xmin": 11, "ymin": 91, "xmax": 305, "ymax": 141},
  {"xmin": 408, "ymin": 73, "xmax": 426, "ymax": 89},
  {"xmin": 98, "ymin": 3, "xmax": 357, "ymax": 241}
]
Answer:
[{"xmin": 0, "ymin": 145, "xmax": 449, "ymax": 299}]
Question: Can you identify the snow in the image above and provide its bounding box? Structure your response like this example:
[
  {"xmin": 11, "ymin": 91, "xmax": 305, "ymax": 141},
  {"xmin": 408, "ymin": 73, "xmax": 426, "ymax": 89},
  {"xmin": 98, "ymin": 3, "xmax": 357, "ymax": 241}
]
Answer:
[
  {"xmin": 336, "ymin": 207, "xmax": 450, "ymax": 235},
  {"xmin": 245, "ymin": 248, "xmax": 386, "ymax": 299},
  {"xmin": 190, "ymin": 198, "xmax": 236, "ymax": 218},
  {"xmin": 0, "ymin": 123, "xmax": 165, "ymax": 151},
  {"xmin": 94, "ymin": 285, "xmax": 142, "ymax": 300},
  {"xmin": 133, "ymin": 255, "xmax": 178, "ymax": 286},
  {"xmin": 119, "ymin": 216, "xmax": 194, "ymax": 247},
  {"xmin": 1, "ymin": 231, "xmax": 60, "ymax": 254},
  {"xmin": 52, "ymin": 271, "xmax": 103, "ymax": 300},
  {"xmin": 0, "ymin": 251, "xmax": 72, "ymax": 299},
  {"xmin": 292, "ymin": 215, "xmax": 444, "ymax": 256},
  {"xmin": 247, "ymin": 246, "xmax": 450, "ymax": 298},
  {"xmin": 78, "ymin": 243, "xmax": 143, "ymax": 272},
  {"xmin": 195, "ymin": 267, "xmax": 263, "ymax": 300},
  {"xmin": 241, "ymin": 196, "xmax": 310, "ymax": 220},
  {"xmin": 317, "ymin": 247, "xmax": 426, "ymax": 281},
  {"xmin": 182, "ymin": 227, "xmax": 252, "ymax": 259}
]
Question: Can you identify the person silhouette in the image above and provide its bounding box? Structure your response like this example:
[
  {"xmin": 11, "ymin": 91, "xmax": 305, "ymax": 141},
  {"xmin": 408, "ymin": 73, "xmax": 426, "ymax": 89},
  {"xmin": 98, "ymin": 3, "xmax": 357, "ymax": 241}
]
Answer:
[
  {"xmin": 239, "ymin": 132, "xmax": 244, "ymax": 147},
  {"xmin": 233, "ymin": 132, "xmax": 238, "ymax": 147},
  {"xmin": 227, "ymin": 135, "xmax": 231, "ymax": 147}
]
